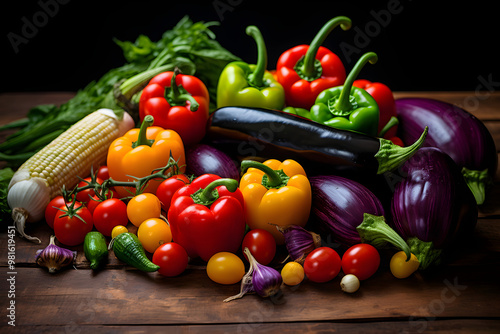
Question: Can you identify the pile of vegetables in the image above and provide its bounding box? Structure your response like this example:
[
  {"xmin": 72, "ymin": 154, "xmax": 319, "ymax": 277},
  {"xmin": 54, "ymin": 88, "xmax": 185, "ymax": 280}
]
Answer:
[{"xmin": 1, "ymin": 15, "xmax": 497, "ymax": 301}]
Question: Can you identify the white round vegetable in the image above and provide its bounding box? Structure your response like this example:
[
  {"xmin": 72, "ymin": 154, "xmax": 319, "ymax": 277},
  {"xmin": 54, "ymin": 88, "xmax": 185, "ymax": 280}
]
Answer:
[{"xmin": 340, "ymin": 274, "xmax": 360, "ymax": 293}]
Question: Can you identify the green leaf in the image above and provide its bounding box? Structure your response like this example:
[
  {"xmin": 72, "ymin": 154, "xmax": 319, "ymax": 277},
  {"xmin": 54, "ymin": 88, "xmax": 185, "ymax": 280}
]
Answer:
[{"xmin": 0, "ymin": 168, "xmax": 14, "ymax": 222}]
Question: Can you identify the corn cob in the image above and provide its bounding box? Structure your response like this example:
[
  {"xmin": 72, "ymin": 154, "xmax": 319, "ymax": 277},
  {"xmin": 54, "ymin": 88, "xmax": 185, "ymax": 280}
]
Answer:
[{"xmin": 7, "ymin": 109, "xmax": 135, "ymax": 243}]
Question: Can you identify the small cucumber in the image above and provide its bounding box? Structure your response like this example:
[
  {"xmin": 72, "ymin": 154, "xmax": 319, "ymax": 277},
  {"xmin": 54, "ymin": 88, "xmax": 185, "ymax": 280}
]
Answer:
[
  {"xmin": 84, "ymin": 231, "xmax": 108, "ymax": 270},
  {"xmin": 111, "ymin": 232, "xmax": 159, "ymax": 272}
]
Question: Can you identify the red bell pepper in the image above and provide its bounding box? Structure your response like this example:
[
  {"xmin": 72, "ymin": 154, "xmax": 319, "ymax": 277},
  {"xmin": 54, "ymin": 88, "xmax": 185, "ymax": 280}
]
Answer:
[
  {"xmin": 167, "ymin": 174, "xmax": 246, "ymax": 262},
  {"xmin": 353, "ymin": 79, "xmax": 399, "ymax": 140},
  {"xmin": 139, "ymin": 69, "xmax": 210, "ymax": 147},
  {"xmin": 276, "ymin": 16, "xmax": 351, "ymax": 110}
]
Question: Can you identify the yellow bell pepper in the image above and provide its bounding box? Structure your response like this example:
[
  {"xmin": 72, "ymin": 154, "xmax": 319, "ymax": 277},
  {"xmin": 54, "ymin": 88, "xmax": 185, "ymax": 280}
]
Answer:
[
  {"xmin": 239, "ymin": 159, "xmax": 312, "ymax": 244},
  {"xmin": 107, "ymin": 115, "xmax": 185, "ymax": 198}
]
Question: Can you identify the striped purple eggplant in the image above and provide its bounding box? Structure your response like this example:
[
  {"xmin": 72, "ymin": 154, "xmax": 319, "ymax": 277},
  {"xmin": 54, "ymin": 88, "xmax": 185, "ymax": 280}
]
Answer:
[
  {"xmin": 391, "ymin": 147, "xmax": 478, "ymax": 269},
  {"xmin": 309, "ymin": 175, "xmax": 385, "ymax": 246},
  {"xmin": 395, "ymin": 97, "xmax": 497, "ymax": 205}
]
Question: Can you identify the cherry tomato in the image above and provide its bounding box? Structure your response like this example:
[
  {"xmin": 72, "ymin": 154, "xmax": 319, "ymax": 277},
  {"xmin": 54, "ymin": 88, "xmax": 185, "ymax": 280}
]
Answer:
[
  {"xmin": 92, "ymin": 198, "xmax": 128, "ymax": 237},
  {"xmin": 341, "ymin": 244, "xmax": 381, "ymax": 281},
  {"xmin": 87, "ymin": 188, "xmax": 119, "ymax": 215},
  {"xmin": 156, "ymin": 174, "xmax": 191, "ymax": 212},
  {"xmin": 390, "ymin": 251, "xmax": 420, "ymax": 279},
  {"xmin": 206, "ymin": 252, "xmax": 245, "ymax": 285},
  {"xmin": 53, "ymin": 204, "xmax": 93, "ymax": 246},
  {"xmin": 303, "ymin": 247, "xmax": 341, "ymax": 283},
  {"xmin": 241, "ymin": 229, "xmax": 276, "ymax": 265},
  {"xmin": 45, "ymin": 196, "xmax": 71, "ymax": 229},
  {"xmin": 152, "ymin": 242, "xmax": 189, "ymax": 277},
  {"xmin": 127, "ymin": 193, "xmax": 162, "ymax": 227},
  {"xmin": 96, "ymin": 165, "xmax": 110, "ymax": 180},
  {"xmin": 75, "ymin": 177, "xmax": 104, "ymax": 204},
  {"xmin": 281, "ymin": 261, "xmax": 305, "ymax": 286},
  {"xmin": 111, "ymin": 225, "xmax": 129, "ymax": 239},
  {"xmin": 137, "ymin": 218, "xmax": 172, "ymax": 253}
]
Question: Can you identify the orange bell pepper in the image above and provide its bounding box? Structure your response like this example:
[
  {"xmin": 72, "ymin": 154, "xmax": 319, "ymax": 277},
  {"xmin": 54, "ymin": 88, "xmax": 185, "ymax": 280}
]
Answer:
[
  {"xmin": 107, "ymin": 115, "xmax": 185, "ymax": 198},
  {"xmin": 239, "ymin": 159, "xmax": 312, "ymax": 244}
]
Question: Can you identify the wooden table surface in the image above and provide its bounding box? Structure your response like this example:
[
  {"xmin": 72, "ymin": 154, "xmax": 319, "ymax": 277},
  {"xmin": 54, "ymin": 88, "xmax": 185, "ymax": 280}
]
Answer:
[{"xmin": 1, "ymin": 92, "xmax": 500, "ymax": 333}]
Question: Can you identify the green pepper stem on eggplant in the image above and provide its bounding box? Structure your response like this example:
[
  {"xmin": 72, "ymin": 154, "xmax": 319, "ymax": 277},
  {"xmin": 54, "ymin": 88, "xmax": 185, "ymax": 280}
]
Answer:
[{"xmin": 206, "ymin": 106, "xmax": 427, "ymax": 175}]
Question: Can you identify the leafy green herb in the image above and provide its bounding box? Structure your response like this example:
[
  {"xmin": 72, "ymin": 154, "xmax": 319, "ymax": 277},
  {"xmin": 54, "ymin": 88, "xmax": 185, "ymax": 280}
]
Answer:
[
  {"xmin": 0, "ymin": 168, "xmax": 14, "ymax": 221},
  {"xmin": 0, "ymin": 16, "xmax": 240, "ymax": 214},
  {"xmin": 0, "ymin": 16, "xmax": 240, "ymax": 167}
]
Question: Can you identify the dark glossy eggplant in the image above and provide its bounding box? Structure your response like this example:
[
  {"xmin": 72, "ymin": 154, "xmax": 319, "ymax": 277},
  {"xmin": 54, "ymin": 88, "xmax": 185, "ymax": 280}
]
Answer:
[
  {"xmin": 391, "ymin": 147, "xmax": 478, "ymax": 269},
  {"xmin": 185, "ymin": 144, "xmax": 240, "ymax": 180},
  {"xmin": 396, "ymin": 97, "xmax": 497, "ymax": 205},
  {"xmin": 309, "ymin": 175, "xmax": 385, "ymax": 246},
  {"xmin": 207, "ymin": 107, "xmax": 428, "ymax": 176}
]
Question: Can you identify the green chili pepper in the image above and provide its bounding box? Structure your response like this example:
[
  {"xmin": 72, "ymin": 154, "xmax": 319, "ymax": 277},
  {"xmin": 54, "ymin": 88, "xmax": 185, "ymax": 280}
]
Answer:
[
  {"xmin": 310, "ymin": 52, "xmax": 380, "ymax": 136},
  {"xmin": 216, "ymin": 25, "xmax": 285, "ymax": 110}
]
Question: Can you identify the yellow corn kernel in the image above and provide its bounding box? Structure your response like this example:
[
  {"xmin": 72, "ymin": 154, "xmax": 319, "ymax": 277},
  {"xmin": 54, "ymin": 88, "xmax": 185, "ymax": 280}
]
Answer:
[{"xmin": 13, "ymin": 109, "xmax": 122, "ymax": 199}]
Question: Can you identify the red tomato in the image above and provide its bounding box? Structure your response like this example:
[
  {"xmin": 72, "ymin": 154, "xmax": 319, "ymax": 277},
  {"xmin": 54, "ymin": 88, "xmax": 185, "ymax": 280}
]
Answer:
[
  {"xmin": 96, "ymin": 165, "xmax": 110, "ymax": 180},
  {"xmin": 53, "ymin": 204, "xmax": 93, "ymax": 246},
  {"xmin": 76, "ymin": 177, "xmax": 104, "ymax": 204},
  {"xmin": 92, "ymin": 198, "xmax": 128, "ymax": 237},
  {"xmin": 341, "ymin": 244, "xmax": 380, "ymax": 280},
  {"xmin": 86, "ymin": 188, "xmax": 119, "ymax": 215},
  {"xmin": 241, "ymin": 229, "xmax": 276, "ymax": 265},
  {"xmin": 156, "ymin": 174, "xmax": 191, "ymax": 212},
  {"xmin": 303, "ymin": 247, "xmax": 341, "ymax": 283},
  {"xmin": 45, "ymin": 196, "xmax": 71, "ymax": 229},
  {"xmin": 152, "ymin": 242, "xmax": 189, "ymax": 277}
]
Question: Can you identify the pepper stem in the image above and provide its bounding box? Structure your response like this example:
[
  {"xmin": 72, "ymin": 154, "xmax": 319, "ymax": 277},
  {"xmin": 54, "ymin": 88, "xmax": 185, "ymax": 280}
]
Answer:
[
  {"xmin": 246, "ymin": 25, "xmax": 267, "ymax": 88},
  {"xmin": 334, "ymin": 52, "xmax": 378, "ymax": 112},
  {"xmin": 299, "ymin": 16, "xmax": 352, "ymax": 80},
  {"xmin": 191, "ymin": 178, "xmax": 238, "ymax": 206},
  {"xmin": 378, "ymin": 116, "xmax": 399, "ymax": 138},
  {"xmin": 132, "ymin": 115, "xmax": 155, "ymax": 148},
  {"xmin": 240, "ymin": 160, "xmax": 288, "ymax": 189},
  {"xmin": 165, "ymin": 68, "xmax": 199, "ymax": 111}
]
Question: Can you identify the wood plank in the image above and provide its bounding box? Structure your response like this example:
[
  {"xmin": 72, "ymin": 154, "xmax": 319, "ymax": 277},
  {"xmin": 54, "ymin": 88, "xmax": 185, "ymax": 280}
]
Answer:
[
  {"xmin": 1, "ymin": 263, "xmax": 498, "ymax": 327},
  {"xmin": 0, "ymin": 92, "xmax": 75, "ymax": 121},
  {"xmin": 5, "ymin": 319, "xmax": 500, "ymax": 334},
  {"xmin": 0, "ymin": 91, "xmax": 499, "ymax": 126}
]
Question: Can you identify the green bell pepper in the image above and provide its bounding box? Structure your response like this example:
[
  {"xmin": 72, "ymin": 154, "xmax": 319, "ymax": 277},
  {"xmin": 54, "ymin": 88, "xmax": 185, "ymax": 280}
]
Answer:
[
  {"xmin": 282, "ymin": 106, "xmax": 312, "ymax": 119},
  {"xmin": 310, "ymin": 52, "xmax": 380, "ymax": 136},
  {"xmin": 216, "ymin": 26, "xmax": 285, "ymax": 110}
]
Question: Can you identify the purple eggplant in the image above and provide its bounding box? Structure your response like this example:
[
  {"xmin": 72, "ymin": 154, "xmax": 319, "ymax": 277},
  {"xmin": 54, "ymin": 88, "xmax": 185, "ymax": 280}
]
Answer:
[
  {"xmin": 185, "ymin": 144, "xmax": 240, "ymax": 180},
  {"xmin": 310, "ymin": 175, "xmax": 414, "ymax": 259},
  {"xmin": 310, "ymin": 175, "xmax": 385, "ymax": 245},
  {"xmin": 391, "ymin": 147, "xmax": 478, "ymax": 269},
  {"xmin": 395, "ymin": 97, "xmax": 497, "ymax": 205}
]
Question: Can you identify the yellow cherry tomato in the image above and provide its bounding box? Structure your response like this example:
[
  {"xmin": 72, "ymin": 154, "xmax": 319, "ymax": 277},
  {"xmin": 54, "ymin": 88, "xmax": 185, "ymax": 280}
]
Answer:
[
  {"xmin": 390, "ymin": 251, "xmax": 420, "ymax": 279},
  {"xmin": 127, "ymin": 193, "xmax": 162, "ymax": 227},
  {"xmin": 281, "ymin": 261, "xmax": 305, "ymax": 286},
  {"xmin": 111, "ymin": 225, "xmax": 129, "ymax": 239},
  {"xmin": 206, "ymin": 252, "xmax": 245, "ymax": 285},
  {"xmin": 137, "ymin": 218, "xmax": 172, "ymax": 253}
]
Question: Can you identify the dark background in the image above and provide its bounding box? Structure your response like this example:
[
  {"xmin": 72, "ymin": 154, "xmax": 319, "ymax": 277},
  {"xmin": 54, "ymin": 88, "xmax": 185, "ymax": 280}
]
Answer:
[{"xmin": 1, "ymin": 0, "xmax": 498, "ymax": 93}]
